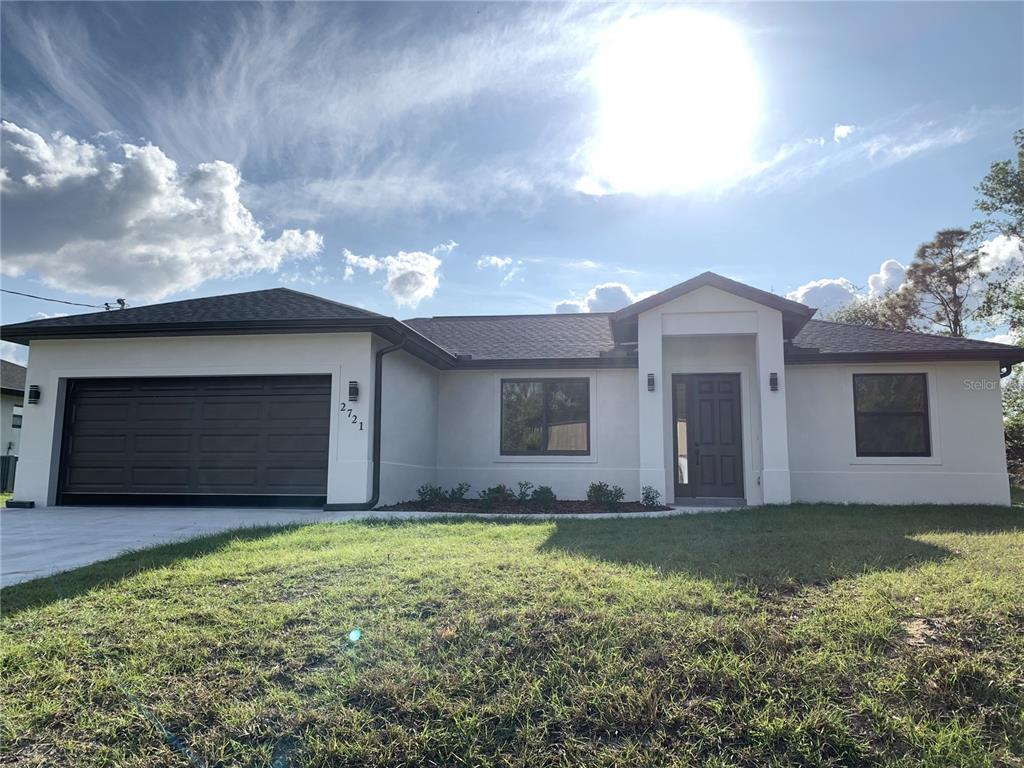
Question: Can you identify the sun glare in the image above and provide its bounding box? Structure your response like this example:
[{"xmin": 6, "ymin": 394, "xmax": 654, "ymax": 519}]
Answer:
[{"xmin": 582, "ymin": 11, "xmax": 761, "ymax": 196}]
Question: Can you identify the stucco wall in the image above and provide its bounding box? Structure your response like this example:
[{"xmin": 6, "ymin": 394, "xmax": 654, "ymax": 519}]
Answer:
[
  {"xmin": 434, "ymin": 367, "xmax": 641, "ymax": 501},
  {"xmin": 378, "ymin": 346, "xmax": 439, "ymax": 505},
  {"xmin": 786, "ymin": 360, "xmax": 1011, "ymax": 505},
  {"xmin": 1, "ymin": 392, "xmax": 23, "ymax": 457},
  {"xmin": 12, "ymin": 333, "xmax": 378, "ymax": 506}
]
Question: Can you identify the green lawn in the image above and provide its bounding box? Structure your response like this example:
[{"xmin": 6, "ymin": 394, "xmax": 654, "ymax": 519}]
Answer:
[{"xmin": 2, "ymin": 505, "xmax": 1023, "ymax": 767}]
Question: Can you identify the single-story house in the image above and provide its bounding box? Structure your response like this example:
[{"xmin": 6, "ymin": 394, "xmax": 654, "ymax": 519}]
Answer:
[
  {"xmin": 1, "ymin": 359, "xmax": 26, "ymax": 458},
  {"xmin": 3, "ymin": 272, "xmax": 1022, "ymax": 509}
]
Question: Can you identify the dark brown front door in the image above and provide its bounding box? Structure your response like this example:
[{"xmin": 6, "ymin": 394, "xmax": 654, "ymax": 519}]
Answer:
[
  {"xmin": 58, "ymin": 375, "xmax": 331, "ymax": 507},
  {"xmin": 673, "ymin": 373, "xmax": 743, "ymax": 500}
]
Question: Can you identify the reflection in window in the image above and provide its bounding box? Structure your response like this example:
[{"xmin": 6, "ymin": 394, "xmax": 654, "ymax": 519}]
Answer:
[
  {"xmin": 674, "ymin": 378, "xmax": 688, "ymax": 484},
  {"xmin": 501, "ymin": 379, "xmax": 589, "ymax": 455},
  {"xmin": 853, "ymin": 373, "xmax": 930, "ymax": 457}
]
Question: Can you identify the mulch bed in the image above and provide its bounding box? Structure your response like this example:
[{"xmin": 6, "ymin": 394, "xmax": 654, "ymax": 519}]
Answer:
[{"xmin": 376, "ymin": 500, "xmax": 672, "ymax": 514}]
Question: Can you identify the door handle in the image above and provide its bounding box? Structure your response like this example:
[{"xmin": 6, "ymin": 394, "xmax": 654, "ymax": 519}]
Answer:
[{"xmin": 693, "ymin": 447, "xmax": 700, "ymax": 465}]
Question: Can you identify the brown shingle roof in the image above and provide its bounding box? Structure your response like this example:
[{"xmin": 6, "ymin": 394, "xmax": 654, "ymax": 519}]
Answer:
[
  {"xmin": 1, "ymin": 359, "xmax": 26, "ymax": 395},
  {"xmin": 404, "ymin": 313, "xmax": 618, "ymax": 360},
  {"xmin": 789, "ymin": 320, "xmax": 1024, "ymax": 364}
]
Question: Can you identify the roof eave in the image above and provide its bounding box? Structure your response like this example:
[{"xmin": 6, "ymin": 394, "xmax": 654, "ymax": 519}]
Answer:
[
  {"xmin": 785, "ymin": 349, "xmax": 1024, "ymax": 366},
  {"xmin": 1, "ymin": 318, "xmax": 459, "ymax": 369}
]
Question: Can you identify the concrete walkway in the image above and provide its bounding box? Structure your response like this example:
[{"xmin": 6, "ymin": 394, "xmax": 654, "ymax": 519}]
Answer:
[{"xmin": 1, "ymin": 504, "xmax": 732, "ymax": 587}]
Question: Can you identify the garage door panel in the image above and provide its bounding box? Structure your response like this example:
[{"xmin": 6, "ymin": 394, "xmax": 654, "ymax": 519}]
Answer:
[
  {"xmin": 134, "ymin": 434, "xmax": 192, "ymax": 453},
  {"xmin": 72, "ymin": 435, "xmax": 128, "ymax": 453},
  {"xmin": 201, "ymin": 401, "xmax": 263, "ymax": 421},
  {"xmin": 269, "ymin": 434, "xmax": 330, "ymax": 452},
  {"xmin": 60, "ymin": 375, "xmax": 331, "ymax": 505},
  {"xmin": 137, "ymin": 402, "xmax": 194, "ymax": 421},
  {"xmin": 199, "ymin": 434, "xmax": 261, "ymax": 453}
]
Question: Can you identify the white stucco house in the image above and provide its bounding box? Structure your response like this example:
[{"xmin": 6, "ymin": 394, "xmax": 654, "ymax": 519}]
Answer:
[{"xmin": 3, "ymin": 272, "xmax": 1022, "ymax": 509}]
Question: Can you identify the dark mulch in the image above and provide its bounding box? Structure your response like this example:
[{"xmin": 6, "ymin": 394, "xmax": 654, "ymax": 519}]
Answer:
[{"xmin": 376, "ymin": 500, "xmax": 672, "ymax": 514}]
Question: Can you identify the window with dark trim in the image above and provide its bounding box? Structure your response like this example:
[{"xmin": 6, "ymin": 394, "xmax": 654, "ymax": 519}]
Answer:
[
  {"xmin": 11, "ymin": 405, "xmax": 22, "ymax": 429},
  {"xmin": 500, "ymin": 378, "xmax": 590, "ymax": 455},
  {"xmin": 853, "ymin": 373, "xmax": 930, "ymax": 457}
]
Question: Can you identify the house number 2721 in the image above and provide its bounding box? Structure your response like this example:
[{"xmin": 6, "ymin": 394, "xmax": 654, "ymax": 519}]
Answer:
[{"xmin": 339, "ymin": 402, "xmax": 364, "ymax": 431}]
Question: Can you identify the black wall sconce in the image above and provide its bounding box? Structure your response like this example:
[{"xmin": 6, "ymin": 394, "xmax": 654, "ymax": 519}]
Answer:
[
  {"xmin": 647, "ymin": 373, "xmax": 656, "ymax": 392},
  {"xmin": 348, "ymin": 380, "xmax": 359, "ymax": 402},
  {"xmin": 27, "ymin": 384, "xmax": 41, "ymax": 405},
  {"xmin": 769, "ymin": 372, "xmax": 779, "ymax": 392}
]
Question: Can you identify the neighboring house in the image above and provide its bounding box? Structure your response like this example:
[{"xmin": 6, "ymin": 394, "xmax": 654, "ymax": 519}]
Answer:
[
  {"xmin": 3, "ymin": 272, "xmax": 1022, "ymax": 509},
  {"xmin": 1, "ymin": 359, "xmax": 26, "ymax": 458}
]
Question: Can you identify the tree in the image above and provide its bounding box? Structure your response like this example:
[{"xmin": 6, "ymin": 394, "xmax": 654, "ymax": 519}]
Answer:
[
  {"xmin": 904, "ymin": 228, "xmax": 987, "ymax": 337},
  {"xmin": 976, "ymin": 129, "xmax": 1024, "ymax": 338},
  {"xmin": 976, "ymin": 128, "xmax": 1024, "ymax": 240},
  {"xmin": 825, "ymin": 289, "xmax": 920, "ymax": 332}
]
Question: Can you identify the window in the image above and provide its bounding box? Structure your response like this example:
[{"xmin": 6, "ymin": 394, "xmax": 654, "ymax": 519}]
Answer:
[
  {"xmin": 853, "ymin": 374, "xmax": 930, "ymax": 457},
  {"xmin": 500, "ymin": 378, "xmax": 589, "ymax": 455},
  {"xmin": 11, "ymin": 405, "xmax": 22, "ymax": 429}
]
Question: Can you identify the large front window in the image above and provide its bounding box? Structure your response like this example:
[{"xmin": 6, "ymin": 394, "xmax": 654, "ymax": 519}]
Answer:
[
  {"xmin": 853, "ymin": 373, "xmax": 931, "ymax": 457},
  {"xmin": 500, "ymin": 378, "xmax": 590, "ymax": 455}
]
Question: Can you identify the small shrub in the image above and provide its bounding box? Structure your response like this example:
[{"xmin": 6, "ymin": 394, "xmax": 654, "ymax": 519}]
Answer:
[
  {"xmin": 587, "ymin": 481, "xmax": 626, "ymax": 511},
  {"xmin": 416, "ymin": 483, "xmax": 446, "ymax": 507},
  {"xmin": 478, "ymin": 484, "xmax": 515, "ymax": 510},
  {"xmin": 515, "ymin": 481, "xmax": 534, "ymax": 505},
  {"xmin": 530, "ymin": 485, "xmax": 557, "ymax": 509},
  {"xmin": 446, "ymin": 482, "xmax": 471, "ymax": 502},
  {"xmin": 641, "ymin": 485, "xmax": 663, "ymax": 508}
]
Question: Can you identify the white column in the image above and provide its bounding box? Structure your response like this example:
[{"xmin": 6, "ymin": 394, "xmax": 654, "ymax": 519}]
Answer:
[
  {"xmin": 755, "ymin": 316, "xmax": 792, "ymax": 504},
  {"xmin": 636, "ymin": 313, "xmax": 669, "ymax": 499}
]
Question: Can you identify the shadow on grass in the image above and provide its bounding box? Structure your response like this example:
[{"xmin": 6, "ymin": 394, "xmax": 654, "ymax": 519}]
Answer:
[
  {"xmin": 538, "ymin": 504, "xmax": 1024, "ymax": 585},
  {"xmin": 1, "ymin": 524, "xmax": 303, "ymax": 618}
]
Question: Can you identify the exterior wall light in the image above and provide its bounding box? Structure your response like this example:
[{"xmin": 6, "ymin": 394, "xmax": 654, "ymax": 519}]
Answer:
[
  {"xmin": 348, "ymin": 380, "xmax": 359, "ymax": 402},
  {"xmin": 27, "ymin": 384, "xmax": 41, "ymax": 405},
  {"xmin": 769, "ymin": 372, "xmax": 779, "ymax": 392},
  {"xmin": 647, "ymin": 373, "xmax": 656, "ymax": 392}
]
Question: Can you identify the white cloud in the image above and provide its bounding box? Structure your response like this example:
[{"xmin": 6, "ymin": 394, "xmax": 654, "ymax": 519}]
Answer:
[
  {"xmin": 786, "ymin": 277, "xmax": 858, "ymax": 312},
  {"xmin": 554, "ymin": 282, "xmax": 654, "ymax": 313},
  {"xmin": 567, "ymin": 259, "xmax": 600, "ymax": 269},
  {"xmin": 979, "ymin": 235, "xmax": 1023, "ymax": 273},
  {"xmin": 833, "ymin": 124, "xmax": 856, "ymax": 142},
  {"xmin": 477, "ymin": 256, "xmax": 513, "ymax": 270},
  {"xmin": 788, "ymin": 259, "xmax": 911, "ymax": 313},
  {"xmin": 985, "ymin": 333, "xmax": 1017, "ymax": 346},
  {"xmin": 0, "ymin": 121, "xmax": 322, "ymax": 301},
  {"xmin": 2, "ymin": 3, "xmax": 605, "ymax": 217},
  {"xmin": 31, "ymin": 310, "xmax": 69, "ymax": 319},
  {"xmin": 342, "ymin": 244, "xmax": 450, "ymax": 308},
  {"xmin": 476, "ymin": 254, "xmax": 525, "ymax": 286},
  {"xmin": 867, "ymin": 259, "xmax": 907, "ymax": 298},
  {"xmin": 1, "ymin": 341, "xmax": 28, "ymax": 365}
]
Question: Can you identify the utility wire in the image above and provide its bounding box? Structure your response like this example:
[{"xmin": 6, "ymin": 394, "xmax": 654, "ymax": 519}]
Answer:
[{"xmin": 1, "ymin": 288, "xmax": 125, "ymax": 309}]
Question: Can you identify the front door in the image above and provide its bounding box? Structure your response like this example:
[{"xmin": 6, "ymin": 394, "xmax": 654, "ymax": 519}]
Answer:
[{"xmin": 673, "ymin": 373, "xmax": 743, "ymax": 500}]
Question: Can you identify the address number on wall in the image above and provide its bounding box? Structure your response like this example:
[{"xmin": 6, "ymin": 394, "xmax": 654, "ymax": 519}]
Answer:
[{"xmin": 339, "ymin": 402, "xmax": 364, "ymax": 431}]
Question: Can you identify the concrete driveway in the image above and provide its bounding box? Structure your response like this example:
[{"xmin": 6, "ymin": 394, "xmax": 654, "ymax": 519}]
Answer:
[
  {"xmin": 1, "ymin": 504, "xmax": 708, "ymax": 588},
  {"xmin": 0, "ymin": 506, "xmax": 369, "ymax": 587}
]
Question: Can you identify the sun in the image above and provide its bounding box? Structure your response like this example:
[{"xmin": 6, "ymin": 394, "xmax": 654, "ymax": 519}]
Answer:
[{"xmin": 581, "ymin": 11, "xmax": 761, "ymax": 196}]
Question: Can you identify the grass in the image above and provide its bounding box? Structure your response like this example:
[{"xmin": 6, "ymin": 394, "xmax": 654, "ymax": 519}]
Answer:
[{"xmin": 2, "ymin": 504, "xmax": 1023, "ymax": 767}]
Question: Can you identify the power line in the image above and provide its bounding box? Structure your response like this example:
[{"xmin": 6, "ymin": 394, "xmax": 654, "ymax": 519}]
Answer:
[{"xmin": 0, "ymin": 288, "xmax": 122, "ymax": 309}]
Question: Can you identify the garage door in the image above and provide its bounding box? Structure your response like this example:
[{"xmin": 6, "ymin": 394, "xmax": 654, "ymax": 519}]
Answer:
[{"xmin": 58, "ymin": 375, "xmax": 331, "ymax": 506}]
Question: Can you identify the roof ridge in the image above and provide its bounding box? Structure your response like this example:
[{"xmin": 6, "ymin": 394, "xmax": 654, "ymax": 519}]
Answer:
[
  {"xmin": 807, "ymin": 318, "xmax": 1018, "ymax": 347},
  {"xmin": 274, "ymin": 287, "xmax": 387, "ymax": 318},
  {"xmin": 408, "ymin": 312, "xmax": 614, "ymax": 321}
]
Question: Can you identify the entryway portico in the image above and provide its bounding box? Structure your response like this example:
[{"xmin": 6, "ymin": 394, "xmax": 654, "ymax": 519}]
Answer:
[{"xmin": 620, "ymin": 273, "xmax": 815, "ymax": 506}]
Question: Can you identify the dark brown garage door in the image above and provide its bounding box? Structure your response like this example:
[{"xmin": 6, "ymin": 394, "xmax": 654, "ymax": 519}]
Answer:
[{"xmin": 58, "ymin": 375, "xmax": 331, "ymax": 506}]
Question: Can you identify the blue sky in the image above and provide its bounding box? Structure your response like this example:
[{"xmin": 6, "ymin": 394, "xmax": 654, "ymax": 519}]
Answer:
[{"xmin": 1, "ymin": 2, "xmax": 1021, "ymax": 362}]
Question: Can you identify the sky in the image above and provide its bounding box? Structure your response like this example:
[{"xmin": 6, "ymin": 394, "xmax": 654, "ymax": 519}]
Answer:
[{"xmin": 1, "ymin": 1, "xmax": 1022, "ymax": 364}]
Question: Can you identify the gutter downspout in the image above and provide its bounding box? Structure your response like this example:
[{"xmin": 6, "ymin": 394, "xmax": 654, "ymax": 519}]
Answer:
[{"xmin": 323, "ymin": 337, "xmax": 405, "ymax": 511}]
